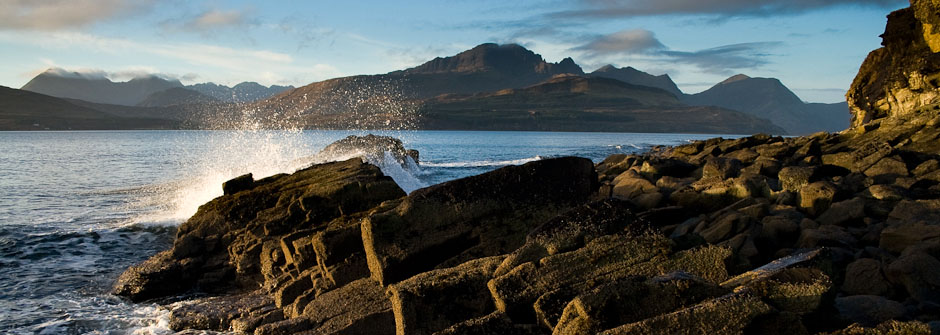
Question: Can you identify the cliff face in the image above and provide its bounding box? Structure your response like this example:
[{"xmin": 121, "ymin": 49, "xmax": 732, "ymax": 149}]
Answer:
[{"xmin": 847, "ymin": 0, "xmax": 940, "ymax": 128}]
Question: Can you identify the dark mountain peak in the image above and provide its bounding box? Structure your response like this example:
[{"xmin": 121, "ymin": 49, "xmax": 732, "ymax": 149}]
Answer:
[
  {"xmin": 402, "ymin": 43, "xmax": 583, "ymax": 76},
  {"xmin": 554, "ymin": 57, "xmax": 583, "ymax": 74},
  {"xmin": 719, "ymin": 74, "xmax": 752, "ymax": 85},
  {"xmin": 588, "ymin": 65, "xmax": 683, "ymax": 97}
]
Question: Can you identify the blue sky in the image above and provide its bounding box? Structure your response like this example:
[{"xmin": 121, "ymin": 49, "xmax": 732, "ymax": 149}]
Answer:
[{"xmin": 0, "ymin": 0, "xmax": 908, "ymax": 102}]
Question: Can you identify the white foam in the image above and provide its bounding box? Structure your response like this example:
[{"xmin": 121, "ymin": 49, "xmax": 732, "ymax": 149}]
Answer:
[
  {"xmin": 368, "ymin": 151, "xmax": 427, "ymax": 193},
  {"xmin": 420, "ymin": 155, "xmax": 543, "ymax": 168}
]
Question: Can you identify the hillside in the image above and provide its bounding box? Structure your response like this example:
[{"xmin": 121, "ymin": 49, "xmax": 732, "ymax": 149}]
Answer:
[
  {"xmin": 0, "ymin": 86, "xmax": 179, "ymax": 130},
  {"xmin": 137, "ymin": 87, "xmax": 219, "ymax": 107},
  {"xmin": 417, "ymin": 75, "xmax": 783, "ymax": 133}
]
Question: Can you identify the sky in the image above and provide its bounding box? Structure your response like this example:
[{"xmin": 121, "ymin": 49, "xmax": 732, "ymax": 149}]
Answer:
[{"xmin": 0, "ymin": 0, "xmax": 909, "ymax": 103}]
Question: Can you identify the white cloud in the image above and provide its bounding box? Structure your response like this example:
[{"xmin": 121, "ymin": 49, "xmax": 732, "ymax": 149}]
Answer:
[
  {"xmin": 1, "ymin": 31, "xmax": 342, "ymax": 86},
  {"xmin": 0, "ymin": 0, "xmax": 155, "ymax": 30}
]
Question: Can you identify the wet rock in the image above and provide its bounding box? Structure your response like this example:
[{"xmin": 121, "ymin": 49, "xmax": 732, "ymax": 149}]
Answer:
[
  {"xmin": 112, "ymin": 251, "xmax": 199, "ymax": 302},
  {"xmin": 363, "ymin": 157, "xmax": 596, "ymax": 286},
  {"xmin": 313, "ymin": 134, "xmax": 420, "ymax": 165},
  {"xmin": 388, "ymin": 256, "xmax": 504, "ymax": 335},
  {"xmin": 843, "ymin": 258, "xmax": 892, "ymax": 296},
  {"xmin": 223, "ymin": 173, "xmax": 254, "ymax": 195},
  {"xmin": 835, "ymin": 295, "xmax": 907, "ymax": 327}
]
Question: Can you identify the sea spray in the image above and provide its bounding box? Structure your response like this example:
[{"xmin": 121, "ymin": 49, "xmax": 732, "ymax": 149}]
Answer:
[{"xmin": 134, "ymin": 130, "xmax": 429, "ymax": 223}]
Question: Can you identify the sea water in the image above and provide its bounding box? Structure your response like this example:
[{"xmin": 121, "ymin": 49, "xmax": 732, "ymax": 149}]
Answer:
[{"xmin": 0, "ymin": 130, "xmax": 728, "ymax": 334}]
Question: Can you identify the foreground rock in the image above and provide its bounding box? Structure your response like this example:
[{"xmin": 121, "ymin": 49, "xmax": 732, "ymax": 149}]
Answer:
[{"xmin": 114, "ymin": 2, "xmax": 940, "ymax": 333}]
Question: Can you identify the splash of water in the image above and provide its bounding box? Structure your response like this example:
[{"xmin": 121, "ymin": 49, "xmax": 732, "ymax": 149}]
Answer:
[
  {"xmin": 131, "ymin": 129, "xmax": 317, "ymax": 224},
  {"xmin": 132, "ymin": 75, "xmax": 425, "ymax": 224}
]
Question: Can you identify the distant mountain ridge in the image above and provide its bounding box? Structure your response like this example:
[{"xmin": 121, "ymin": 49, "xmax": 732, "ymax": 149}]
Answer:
[
  {"xmin": 21, "ymin": 68, "xmax": 293, "ymax": 107},
  {"xmin": 21, "ymin": 70, "xmax": 183, "ymax": 106},
  {"xmin": 589, "ymin": 65, "xmax": 683, "ymax": 98},
  {"xmin": 12, "ymin": 44, "xmax": 850, "ymax": 134},
  {"xmin": 188, "ymin": 82, "xmax": 294, "ymax": 103},
  {"xmin": 682, "ymin": 74, "xmax": 849, "ymax": 135}
]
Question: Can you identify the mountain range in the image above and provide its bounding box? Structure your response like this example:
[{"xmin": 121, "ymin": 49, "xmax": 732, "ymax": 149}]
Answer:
[
  {"xmin": 5, "ymin": 43, "xmax": 849, "ymax": 134},
  {"xmin": 0, "ymin": 85, "xmax": 179, "ymax": 130},
  {"xmin": 21, "ymin": 69, "xmax": 294, "ymax": 107}
]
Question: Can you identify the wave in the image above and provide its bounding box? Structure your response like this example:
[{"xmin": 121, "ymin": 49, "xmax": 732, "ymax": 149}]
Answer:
[{"xmin": 421, "ymin": 156, "xmax": 544, "ymax": 168}]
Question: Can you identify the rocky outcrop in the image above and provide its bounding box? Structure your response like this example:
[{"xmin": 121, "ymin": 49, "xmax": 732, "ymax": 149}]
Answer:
[
  {"xmin": 309, "ymin": 134, "xmax": 419, "ymax": 165},
  {"xmin": 847, "ymin": 0, "xmax": 940, "ymax": 128},
  {"xmin": 113, "ymin": 158, "xmax": 406, "ymax": 303}
]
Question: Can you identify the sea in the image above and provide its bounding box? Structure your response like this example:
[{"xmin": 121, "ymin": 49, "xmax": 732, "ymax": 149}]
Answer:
[{"xmin": 0, "ymin": 130, "xmax": 728, "ymax": 334}]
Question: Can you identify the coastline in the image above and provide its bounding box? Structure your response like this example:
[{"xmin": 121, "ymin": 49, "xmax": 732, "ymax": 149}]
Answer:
[{"xmin": 110, "ymin": 1, "xmax": 940, "ymax": 333}]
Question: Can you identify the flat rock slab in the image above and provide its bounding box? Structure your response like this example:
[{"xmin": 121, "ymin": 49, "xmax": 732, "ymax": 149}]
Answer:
[
  {"xmin": 362, "ymin": 157, "xmax": 597, "ymax": 286},
  {"xmin": 388, "ymin": 256, "xmax": 505, "ymax": 335}
]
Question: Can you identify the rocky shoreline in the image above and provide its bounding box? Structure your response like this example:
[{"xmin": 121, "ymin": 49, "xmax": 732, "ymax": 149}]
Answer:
[{"xmin": 114, "ymin": 1, "xmax": 940, "ymax": 334}]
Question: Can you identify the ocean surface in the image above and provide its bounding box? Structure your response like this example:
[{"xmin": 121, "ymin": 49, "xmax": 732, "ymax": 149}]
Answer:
[{"xmin": 0, "ymin": 130, "xmax": 729, "ymax": 334}]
